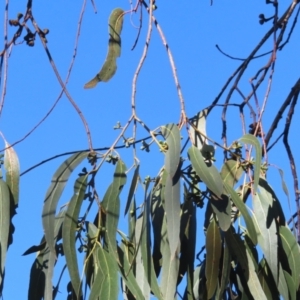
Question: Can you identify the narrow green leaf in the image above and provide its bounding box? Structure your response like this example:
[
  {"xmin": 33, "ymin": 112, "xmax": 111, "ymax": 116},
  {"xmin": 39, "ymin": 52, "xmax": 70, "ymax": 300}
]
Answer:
[
  {"xmin": 161, "ymin": 123, "xmax": 181, "ymax": 178},
  {"xmin": 278, "ymin": 169, "xmax": 289, "ymax": 200},
  {"xmin": 125, "ymin": 165, "xmax": 139, "ymax": 216},
  {"xmin": 28, "ymin": 210, "xmax": 66, "ymax": 300},
  {"xmin": 224, "ymin": 183, "xmax": 257, "ymax": 245},
  {"xmin": 117, "ymin": 244, "xmax": 145, "ymax": 299},
  {"xmin": 245, "ymin": 248, "xmax": 267, "ymax": 300},
  {"xmin": 62, "ymin": 174, "xmax": 88, "ymax": 298},
  {"xmin": 135, "ymin": 216, "xmax": 151, "ymax": 300},
  {"xmin": 161, "ymin": 124, "xmax": 181, "ymax": 259},
  {"xmin": 42, "ymin": 152, "xmax": 88, "ymax": 256},
  {"xmin": 220, "ymin": 159, "xmax": 243, "ymax": 188},
  {"xmin": 216, "ymin": 241, "xmax": 231, "ymax": 300},
  {"xmin": 205, "ymin": 219, "xmax": 221, "ymax": 299},
  {"xmin": 193, "ymin": 261, "xmax": 207, "ymax": 299},
  {"xmin": 180, "ymin": 200, "xmax": 196, "ymax": 299},
  {"xmin": 225, "ymin": 228, "xmax": 267, "ymax": 300},
  {"xmin": 239, "ymin": 134, "xmax": 261, "ymax": 193},
  {"xmin": 165, "ymin": 174, "xmax": 181, "ymax": 258},
  {"xmin": 128, "ymin": 197, "xmax": 136, "ymax": 245},
  {"xmin": 189, "ymin": 109, "xmax": 208, "ymax": 149},
  {"xmin": 89, "ymin": 244, "xmax": 119, "ymax": 300},
  {"xmin": 192, "ymin": 265, "xmax": 202, "ymax": 299},
  {"xmin": 0, "ymin": 179, "xmax": 10, "ymax": 292},
  {"xmin": 257, "ymin": 258, "xmax": 279, "ymax": 300},
  {"xmin": 252, "ymin": 193, "xmax": 278, "ymax": 283},
  {"xmin": 151, "ymin": 173, "xmax": 166, "ymax": 276},
  {"xmin": 140, "ymin": 192, "xmax": 163, "ymax": 300},
  {"xmin": 279, "ymin": 226, "xmax": 300, "ymax": 289},
  {"xmin": 278, "ymin": 263, "xmax": 289, "ymax": 300},
  {"xmin": 44, "ymin": 210, "xmax": 66, "ymax": 299},
  {"xmin": 102, "ymin": 159, "xmax": 127, "ymax": 260},
  {"xmin": 160, "ymin": 238, "xmax": 179, "ymax": 300},
  {"xmin": 188, "ymin": 145, "xmax": 223, "ymax": 198},
  {"xmin": 283, "ymin": 270, "xmax": 296, "ymax": 300},
  {"xmin": 3, "ymin": 140, "xmax": 20, "ymax": 206}
]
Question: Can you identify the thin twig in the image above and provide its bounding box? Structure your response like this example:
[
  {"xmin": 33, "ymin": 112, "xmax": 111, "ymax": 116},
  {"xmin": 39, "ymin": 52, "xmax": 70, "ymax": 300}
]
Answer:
[
  {"xmin": 28, "ymin": 8, "xmax": 93, "ymax": 151},
  {"xmin": 0, "ymin": 0, "xmax": 88, "ymax": 153}
]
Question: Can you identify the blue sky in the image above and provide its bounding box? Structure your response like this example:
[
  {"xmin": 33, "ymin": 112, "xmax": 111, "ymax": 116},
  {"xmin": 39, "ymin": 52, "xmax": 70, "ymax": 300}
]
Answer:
[{"xmin": 1, "ymin": 0, "xmax": 300, "ymax": 298}]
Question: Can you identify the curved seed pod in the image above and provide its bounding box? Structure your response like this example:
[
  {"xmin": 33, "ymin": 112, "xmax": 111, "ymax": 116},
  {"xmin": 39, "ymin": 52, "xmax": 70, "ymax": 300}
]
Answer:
[{"xmin": 84, "ymin": 8, "xmax": 124, "ymax": 89}]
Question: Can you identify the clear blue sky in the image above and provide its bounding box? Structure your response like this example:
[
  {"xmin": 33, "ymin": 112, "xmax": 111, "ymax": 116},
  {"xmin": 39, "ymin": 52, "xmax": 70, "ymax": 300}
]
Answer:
[{"xmin": 1, "ymin": 0, "xmax": 299, "ymax": 298}]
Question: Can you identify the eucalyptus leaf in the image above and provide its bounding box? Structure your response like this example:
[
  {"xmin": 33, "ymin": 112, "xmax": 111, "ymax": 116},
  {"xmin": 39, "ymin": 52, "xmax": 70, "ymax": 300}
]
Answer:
[
  {"xmin": 3, "ymin": 139, "xmax": 20, "ymax": 206},
  {"xmin": 252, "ymin": 193, "xmax": 278, "ymax": 284},
  {"xmin": 189, "ymin": 109, "xmax": 208, "ymax": 149},
  {"xmin": 205, "ymin": 218, "xmax": 221, "ymax": 299},
  {"xmin": 102, "ymin": 159, "xmax": 127, "ymax": 260},
  {"xmin": 161, "ymin": 123, "xmax": 181, "ymax": 179},
  {"xmin": 188, "ymin": 145, "xmax": 223, "ymax": 198},
  {"xmin": 62, "ymin": 174, "xmax": 88, "ymax": 298},
  {"xmin": 224, "ymin": 183, "xmax": 257, "ymax": 245},
  {"xmin": 42, "ymin": 152, "xmax": 88, "ymax": 257},
  {"xmin": 279, "ymin": 226, "xmax": 300, "ymax": 289},
  {"xmin": 239, "ymin": 134, "xmax": 261, "ymax": 193},
  {"xmin": 0, "ymin": 180, "xmax": 10, "ymax": 293}
]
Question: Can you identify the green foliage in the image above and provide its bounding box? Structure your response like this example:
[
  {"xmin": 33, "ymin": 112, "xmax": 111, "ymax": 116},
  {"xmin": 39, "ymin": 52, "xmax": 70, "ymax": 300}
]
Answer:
[
  {"xmin": 14, "ymin": 127, "xmax": 299, "ymax": 299},
  {"xmin": 1, "ymin": 1, "xmax": 300, "ymax": 300}
]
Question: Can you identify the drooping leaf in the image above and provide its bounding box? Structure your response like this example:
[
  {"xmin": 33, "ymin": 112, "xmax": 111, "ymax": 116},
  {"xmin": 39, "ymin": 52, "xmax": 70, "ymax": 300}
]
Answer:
[
  {"xmin": 42, "ymin": 152, "xmax": 88, "ymax": 257},
  {"xmin": 239, "ymin": 134, "xmax": 261, "ymax": 193},
  {"xmin": 258, "ymin": 177, "xmax": 286, "ymax": 225},
  {"xmin": 84, "ymin": 8, "xmax": 124, "ymax": 88},
  {"xmin": 283, "ymin": 270, "xmax": 296, "ymax": 300},
  {"xmin": 278, "ymin": 263, "xmax": 289, "ymax": 300},
  {"xmin": 28, "ymin": 210, "xmax": 66, "ymax": 300},
  {"xmin": 252, "ymin": 193, "xmax": 278, "ymax": 284},
  {"xmin": 161, "ymin": 123, "xmax": 181, "ymax": 179},
  {"xmin": 62, "ymin": 174, "xmax": 88, "ymax": 298},
  {"xmin": 164, "ymin": 173, "xmax": 181, "ymax": 258},
  {"xmin": 189, "ymin": 109, "xmax": 208, "ymax": 149},
  {"xmin": 128, "ymin": 197, "xmax": 136, "ymax": 245},
  {"xmin": 135, "ymin": 215, "xmax": 151, "ymax": 300},
  {"xmin": 279, "ymin": 225, "xmax": 300, "ymax": 289},
  {"xmin": 257, "ymin": 258, "xmax": 279, "ymax": 300},
  {"xmin": 188, "ymin": 145, "xmax": 223, "ymax": 198},
  {"xmin": 151, "ymin": 172, "xmax": 166, "ymax": 276},
  {"xmin": 180, "ymin": 200, "xmax": 196, "ymax": 299},
  {"xmin": 216, "ymin": 240, "xmax": 231, "ymax": 300},
  {"xmin": 193, "ymin": 261, "xmax": 207, "ymax": 300},
  {"xmin": 220, "ymin": 159, "xmax": 243, "ymax": 188},
  {"xmin": 160, "ymin": 236, "xmax": 179, "ymax": 300},
  {"xmin": 210, "ymin": 194, "xmax": 231, "ymax": 231},
  {"xmin": 225, "ymin": 228, "xmax": 267, "ymax": 300},
  {"xmin": 125, "ymin": 165, "xmax": 139, "ymax": 216},
  {"xmin": 205, "ymin": 218, "xmax": 221, "ymax": 299},
  {"xmin": 245, "ymin": 248, "xmax": 267, "ymax": 300},
  {"xmin": 0, "ymin": 179, "xmax": 10, "ymax": 294},
  {"xmin": 224, "ymin": 183, "xmax": 257, "ymax": 245},
  {"xmin": 102, "ymin": 159, "xmax": 127, "ymax": 260},
  {"xmin": 277, "ymin": 168, "xmax": 289, "ymax": 200},
  {"xmin": 3, "ymin": 139, "xmax": 20, "ymax": 206},
  {"xmin": 89, "ymin": 244, "xmax": 119, "ymax": 300},
  {"xmin": 140, "ymin": 191, "xmax": 163, "ymax": 300},
  {"xmin": 117, "ymin": 243, "xmax": 144, "ymax": 299}
]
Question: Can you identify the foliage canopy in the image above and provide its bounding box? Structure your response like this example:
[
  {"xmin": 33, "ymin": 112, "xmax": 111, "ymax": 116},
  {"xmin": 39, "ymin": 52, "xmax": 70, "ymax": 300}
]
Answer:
[{"xmin": 1, "ymin": 0, "xmax": 300, "ymax": 299}]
